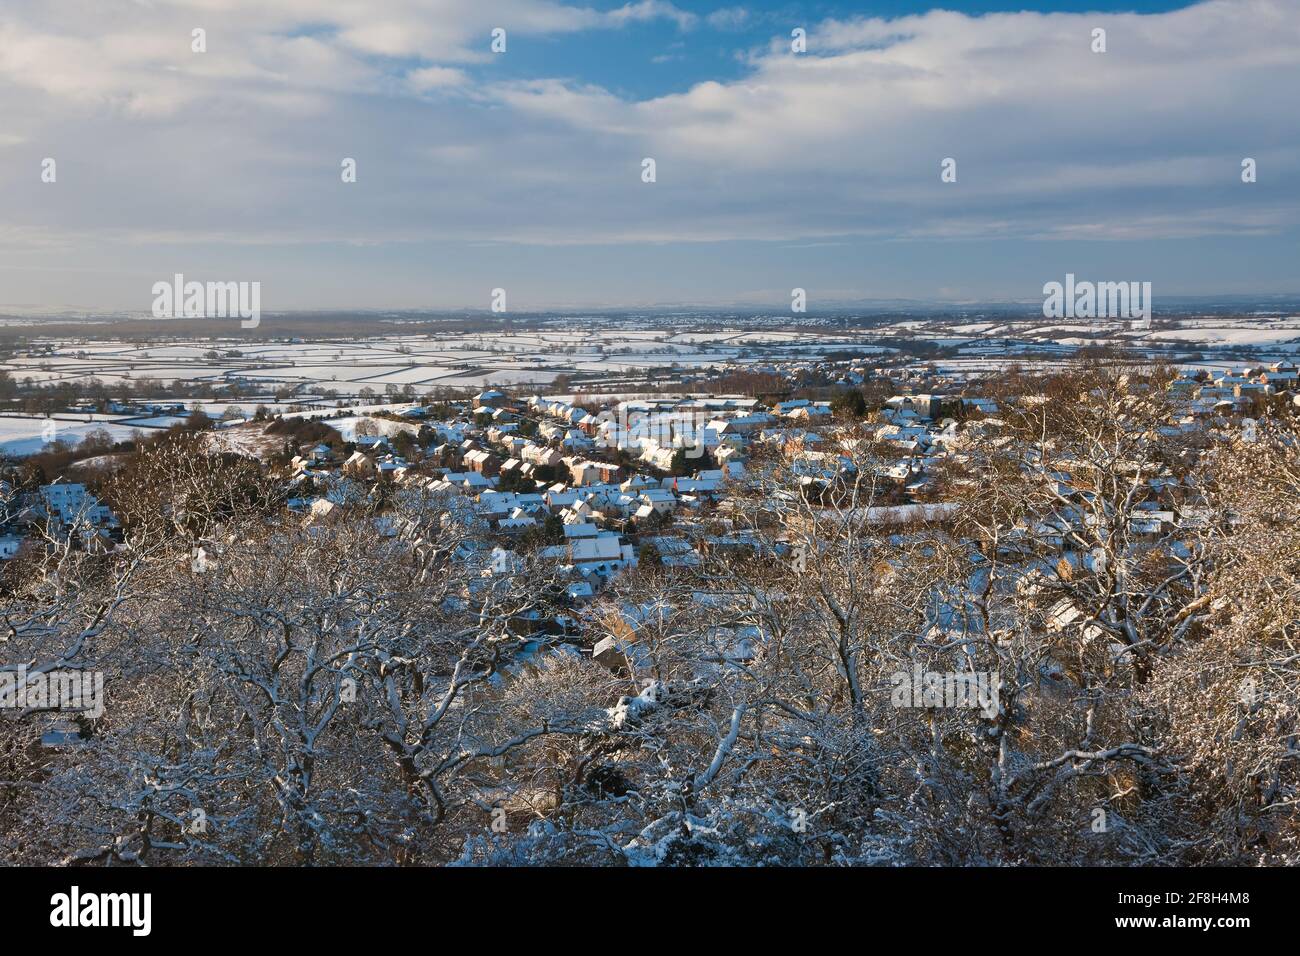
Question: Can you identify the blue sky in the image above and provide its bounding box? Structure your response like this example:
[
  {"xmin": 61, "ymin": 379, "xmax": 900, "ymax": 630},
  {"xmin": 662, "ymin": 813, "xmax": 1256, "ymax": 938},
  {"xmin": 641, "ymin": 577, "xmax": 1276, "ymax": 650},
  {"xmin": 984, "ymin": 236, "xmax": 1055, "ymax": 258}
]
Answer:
[
  {"xmin": 497, "ymin": 1, "xmax": 1196, "ymax": 99},
  {"xmin": 0, "ymin": 0, "xmax": 1296, "ymax": 312}
]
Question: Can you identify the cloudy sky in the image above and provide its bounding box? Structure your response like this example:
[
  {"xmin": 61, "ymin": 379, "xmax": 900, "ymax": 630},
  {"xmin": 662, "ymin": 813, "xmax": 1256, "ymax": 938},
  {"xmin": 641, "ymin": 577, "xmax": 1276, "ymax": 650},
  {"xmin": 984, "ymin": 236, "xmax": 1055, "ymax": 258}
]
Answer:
[{"xmin": 1, "ymin": 0, "xmax": 1297, "ymax": 312}]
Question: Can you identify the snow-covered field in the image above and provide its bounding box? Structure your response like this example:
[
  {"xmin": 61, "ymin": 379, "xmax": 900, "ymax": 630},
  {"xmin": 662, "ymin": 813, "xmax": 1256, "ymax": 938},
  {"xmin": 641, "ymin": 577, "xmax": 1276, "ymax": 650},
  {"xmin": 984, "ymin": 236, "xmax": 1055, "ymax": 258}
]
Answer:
[
  {"xmin": 1, "ymin": 328, "xmax": 905, "ymax": 398},
  {"xmin": 0, "ymin": 417, "xmax": 151, "ymax": 456},
  {"xmin": 2, "ymin": 315, "xmax": 1294, "ymax": 458}
]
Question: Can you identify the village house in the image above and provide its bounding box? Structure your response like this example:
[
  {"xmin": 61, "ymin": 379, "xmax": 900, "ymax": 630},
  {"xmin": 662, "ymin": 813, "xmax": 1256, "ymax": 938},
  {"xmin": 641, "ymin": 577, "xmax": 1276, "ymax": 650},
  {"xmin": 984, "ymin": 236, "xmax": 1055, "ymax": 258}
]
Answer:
[
  {"xmin": 342, "ymin": 451, "xmax": 378, "ymax": 479},
  {"xmin": 35, "ymin": 482, "xmax": 117, "ymax": 530},
  {"xmin": 464, "ymin": 448, "xmax": 500, "ymax": 476}
]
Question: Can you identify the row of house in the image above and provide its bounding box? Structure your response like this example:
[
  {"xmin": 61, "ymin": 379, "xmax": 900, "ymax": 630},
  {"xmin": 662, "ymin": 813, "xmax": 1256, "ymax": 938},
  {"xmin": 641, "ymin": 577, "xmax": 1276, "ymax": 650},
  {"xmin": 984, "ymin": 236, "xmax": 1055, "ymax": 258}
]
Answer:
[{"xmin": 0, "ymin": 480, "xmax": 121, "ymax": 560}]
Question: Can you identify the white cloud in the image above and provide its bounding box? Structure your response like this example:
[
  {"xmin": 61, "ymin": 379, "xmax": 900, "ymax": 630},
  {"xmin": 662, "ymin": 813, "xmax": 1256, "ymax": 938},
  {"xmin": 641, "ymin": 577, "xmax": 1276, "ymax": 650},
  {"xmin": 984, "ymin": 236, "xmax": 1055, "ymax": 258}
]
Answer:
[
  {"xmin": 604, "ymin": 1, "xmax": 698, "ymax": 31},
  {"xmin": 407, "ymin": 66, "xmax": 469, "ymax": 91},
  {"xmin": 485, "ymin": 0, "xmax": 1300, "ymax": 241},
  {"xmin": 0, "ymin": 0, "xmax": 1296, "ymax": 272},
  {"xmin": 705, "ymin": 7, "xmax": 751, "ymax": 30}
]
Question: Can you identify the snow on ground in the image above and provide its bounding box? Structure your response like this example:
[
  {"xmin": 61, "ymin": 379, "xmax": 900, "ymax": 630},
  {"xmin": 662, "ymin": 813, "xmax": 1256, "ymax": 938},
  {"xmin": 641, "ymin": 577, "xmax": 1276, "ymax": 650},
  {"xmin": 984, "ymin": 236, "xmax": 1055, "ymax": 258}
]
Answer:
[
  {"xmin": 66, "ymin": 453, "xmax": 129, "ymax": 473},
  {"xmin": 1146, "ymin": 327, "xmax": 1300, "ymax": 346},
  {"xmin": 318, "ymin": 416, "xmax": 422, "ymax": 442},
  {"xmin": 116, "ymin": 415, "xmax": 192, "ymax": 428},
  {"xmin": 1, "ymin": 327, "xmax": 914, "ymax": 396},
  {"xmin": 4, "ymin": 319, "xmax": 1298, "ymax": 417},
  {"xmin": 0, "ymin": 417, "xmax": 149, "ymax": 456},
  {"xmin": 204, "ymin": 424, "xmax": 289, "ymax": 458},
  {"xmin": 281, "ymin": 402, "xmax": 421, "ymax": 420}
]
